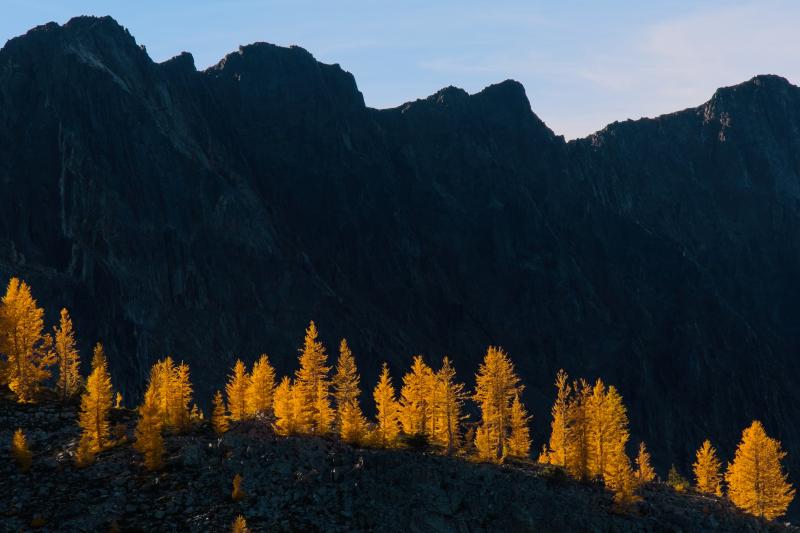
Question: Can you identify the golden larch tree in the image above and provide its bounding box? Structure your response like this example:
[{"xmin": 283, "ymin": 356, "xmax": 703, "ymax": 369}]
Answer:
[
  {"xmin": 53, "ymin": 308, "xmax": 81, "ymax": 400},
  {"xmin": 332, "ymin": 339, "xmax": 360, "ymax": 428},
  {"xmin": 472, "ymin": 346, "xmax": 523, "ymax": 461},
  {"xmin": 145, "ymin": 357, "xmax": 174, "ymax": 426},
  {"xmin": 537, "ymin": 444, "xmax": 550, "ymax": 464},
  {"xmin": 668, "ymin": 464, "xmax": 690, "ymax": 492},
  {"xmin": 226, "ymin": 359, "xmax": 250, "ymax": 422},
  {"xmin": 339, "ymin": 400, "xmax": 368, "ymax": 445},
  {"xmin": 170, "ymin": 361, "xmax": 193, "ymax": 432},
  {"xmin": 546, "ymin": 369, "xmax": 571, "ymax": 467},
  {"xmin": 372, "ymin": 363, "xmax": 400, "ymax": 447},
  {"xmin": 586, "ymin": 379, "xmax": 630, "ymax": 479},
  {"xmin": 0, "ymin": 278, "xmax": 54, "ymax": 402},
  {"xmin": 294, "ymin": 321, "xmax": 333, "ymax": 434},
  {"xmin": 134, "ymin": 387, "xmax": 164, "ymax": 471},
  {"xmin": 273, "ymin": 377, "xmax": 296, "ymax": 435},
  {"xmin": 78, "ymin": 343, "xmax": 113, "ymax": 452},
  {"xmin": 231, "ymin": 515, "xmax": 249, "ymax": 533},
  {"xmin": 564, "ymin": 379, "xmax": 592, "ymax": 480},
  {"xmin": 314, "ymin": 380, "xmax": 334, "ymax": 434},
  {"xmin": 507, "ymin": 393, "xmax": 532, "ymax": 459},
  {"xmin": 399, "ymin": 355, "xmax": 433, "ymax": 437},
  {"xmin": 11, "ymin": 428, "xmax": 32, "ymax": 472},
  {"xmin": 212, "ymin": 390, "xmax": 229, "ymax": 435},
  {"xmin": 74, "ymin": 433, "xmax": 95, "ymax": 468},
  {"xmin": 431, "ymin": 356, "xmax": 467, "ymax": 454},
  {"xmin": 604, "ymin": 437, "xmax": 639, "ymax": 508},
  {"xmin": 246, "ymin": 354, "xmax": 276, "ymax": 417},
  {"xmin": 635, "ymin": 442, "xmax": 656, "ymax": 483},
  {"xmin": 693, "ymin": 439, "xmax": 722, "ymax": 496},
  {"xmin": 726, "ymin": 420, "xmax": 795, "ymax": 520}
]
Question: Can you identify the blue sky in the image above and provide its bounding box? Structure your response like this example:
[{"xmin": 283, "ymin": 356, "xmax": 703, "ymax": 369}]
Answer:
[{"xmin": 2, "ymin": 0, "xmax": 798, "ymax": 139}]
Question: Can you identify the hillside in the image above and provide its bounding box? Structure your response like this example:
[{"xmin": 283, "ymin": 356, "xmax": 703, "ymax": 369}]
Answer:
[
  {"xmin": 1, "ymin": 14, "xmax": 799, "ymax": 496},
  {"xmin": 0, "ymin": 394, "xmax": 791, "ymax": 532}
]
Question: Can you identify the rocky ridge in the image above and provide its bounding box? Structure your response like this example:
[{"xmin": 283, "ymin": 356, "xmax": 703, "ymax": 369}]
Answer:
[{"xmin": 0, "ymin": 395, "xmax": 793, "ymax": 532}]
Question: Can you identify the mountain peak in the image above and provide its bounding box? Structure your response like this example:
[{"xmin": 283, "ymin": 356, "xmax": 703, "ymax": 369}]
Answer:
[{"xmin": 710, "ymin": 74, "xmax": 797, "ymax": 104}]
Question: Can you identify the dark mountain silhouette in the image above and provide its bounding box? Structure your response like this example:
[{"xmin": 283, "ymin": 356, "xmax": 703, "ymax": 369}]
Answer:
[{"xmin": 1, "ymin": 16, "xmax": 799, "ymax": 489}]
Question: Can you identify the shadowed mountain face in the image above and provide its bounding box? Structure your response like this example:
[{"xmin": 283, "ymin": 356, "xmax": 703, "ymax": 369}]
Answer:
[{"xmin": 1, "ymin": 16, "xmax": 799, "ymax": 485}]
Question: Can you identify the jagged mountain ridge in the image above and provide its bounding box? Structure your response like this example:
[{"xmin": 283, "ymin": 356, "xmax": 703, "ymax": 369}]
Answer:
[{"xmin": 1, "ymin": 15, "xmax": 799, "ymax": 493}]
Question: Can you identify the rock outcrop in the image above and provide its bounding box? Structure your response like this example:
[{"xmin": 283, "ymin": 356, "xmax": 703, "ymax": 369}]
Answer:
[{"xmin": 1, "ymin": 16, "xmax": 799, "ymax": 501}]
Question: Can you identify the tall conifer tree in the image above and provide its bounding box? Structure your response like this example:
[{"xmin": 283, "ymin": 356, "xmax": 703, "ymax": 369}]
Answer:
[
  {"xmin": 693, "ymin": 440, "xmax": 722, "ymax": 496},
  {"xmin": 332, "ymin": 339, "xmax": 360, "ymax": 428},
  {"xmin": 473, "ymin": 346, "xmax": 523, "ymax": 461},
  {"xmin": 246, "ymin": 354, "xmax": 276, "ymax": 417},
  {"xmin": 0, "ymin": 278, "xmax": 54, "ymax": 402},
  {"xmin": 635, "ymin": 442, "xmax": 656, "ymax": 483},
  {"xmin": 294, "ymin": 321, "xmax": 332, "ymax": 434},
  {"xmin": 78, "ymin": 343, "xmax": 113, "ymax": 452},
  {"xmin": 432, "ymin": 357, "xmax": 467, "ymax": 453},
  {"xmin": 53, "ymin": 308, "xmax": 81, "ymax": 401},
  {"xmin": 373, "ymin": 363, "xmax": 400, "ymax": 447},
  {"xmin": 726, "ymin": 421, "xmax": 795, "ymax": 519},
  {"xmin": 226, "ymin": 359, "xmax": 250, "ymax": 422}
]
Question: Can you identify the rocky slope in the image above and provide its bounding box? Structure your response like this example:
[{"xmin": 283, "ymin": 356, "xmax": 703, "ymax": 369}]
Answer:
[
  {"xmin": 1, "ymin": 15, "xmax": 799, "ymax": 501},
  {"xmin": 0, "ymin": 394, "xmax": 792, "ymax": 532}
]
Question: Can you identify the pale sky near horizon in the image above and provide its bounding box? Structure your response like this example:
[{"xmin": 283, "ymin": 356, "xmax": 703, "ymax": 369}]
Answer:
[{"xmin": 2, "ymin": 0, "xmax": 798, "ymax": 139}]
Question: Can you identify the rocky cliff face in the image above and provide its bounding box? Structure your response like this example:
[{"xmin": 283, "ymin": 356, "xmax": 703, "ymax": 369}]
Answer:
[{"xmin": 1, "ymin": 16, "xmax": 799, "ymax": 492}]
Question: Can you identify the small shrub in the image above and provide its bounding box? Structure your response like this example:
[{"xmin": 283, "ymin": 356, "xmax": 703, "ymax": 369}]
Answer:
[
  {"xmin": 232, "ymin": 473, "xmax": 246, "ymax": 501},
  {"xmin": 11, "ymin": 428, "xmax": 32, "ymax": 472}
]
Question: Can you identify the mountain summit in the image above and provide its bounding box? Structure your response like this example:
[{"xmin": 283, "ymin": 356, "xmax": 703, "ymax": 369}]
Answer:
[{"xmin": 1, "ymin": 16, "xmax": 799, "ymax": 498}]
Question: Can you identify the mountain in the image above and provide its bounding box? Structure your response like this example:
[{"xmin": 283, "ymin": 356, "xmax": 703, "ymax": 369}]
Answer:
[{"xmin": 1, "ymin": 15, "xmax": 799, "ymax": 494}]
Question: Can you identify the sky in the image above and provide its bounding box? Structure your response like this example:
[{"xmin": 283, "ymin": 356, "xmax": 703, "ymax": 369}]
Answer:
[{"xmin": 2, "ymin": 0, "xmax": 798, "ymax": 139}]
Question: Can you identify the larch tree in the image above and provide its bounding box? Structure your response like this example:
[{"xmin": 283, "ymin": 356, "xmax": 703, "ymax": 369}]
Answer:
[
  {"xmin": 146, "ymin": 357, "xmax": 175, "ymax": 426},
  {"xmin": 332, "ymin": 339, "xmax": 360, "ymax": 428},
  {"xmin": 226, "ymin": 359, "xmax": 250, "ymax": 422},
  {"xmin": 668, "ymin": 464, "xmax": 690, "ymax": 492},
  {"xmin": 294, "ymin": 321, "xmax": 333, "ymax": 434},
  {"xmin": 211, "ymin": 390, "xmax": 229, "ymax": 435},
  {"xmin": 565, "ymin": 379, "xmax": 592, "ymax": 480},
  {"xmin": 726, "ymin": 420, "xmax": 795, "ymax": 520},
  {"xmin": 372, "ymin": 363, "xmax": 400, "ymax": 447},
  {"xmin": 635, "ymin": 442, "xmax": 656, "ymax": 483},
  {"xmin": 472, "ymin": 346, "xmax": 523, "ymax": 461},
  {"xmin": 231, "ymin": 515, "xmax": 249, "ymax": 533},
  {"xmin": 53, "ymin": 308, "xmax": 81, "ymax": 401},
  {"xmin": 399, "ymin": 355, "xmax": 433, "ymax": 437},
  {"xmin": 273, "ymin": 377, "xmax": 296, "ymax": 435},
  {"xmin": 11, "ymin": 428, "xmax": 32, "ymax": 472},
  {"xmin": 171, "ymin": 361, "xmax": 193, "ymax": 432},
  {"xmin": 0, "ymin": 278, "xmax": 54, "ymax": 402},
  {"xmin": 586, "ymin": 379, "xmax": 630, "ymax": 480},
  {"xmin": 693, "ymin": 439, "xmax": 722, "ymax": 496},
  {"xmin": 546, "ymin": 369, "xmax": 571, "ymax": 467},
  {"xmin": 246, "ymin": 354, "xmax": 276, "ymax": 417},
  {"xmin": 339, "ymin": 400, "xmax": 368, "ymax": 445},
  {"xmin": 134, "ymin": 388, "xmax": 164, "ymax": 471},
  {"xmin": 74, "ymin": 433, "xmax": 95, "ymax": 468},
  {"xmin": 78, "ymin": 343, "xmax": 113, "ymax": 452},
  {"xmin": 604, "ymin": 437, "xmax": 639, "ymax": 508},
  {"xmin": 507, "ymin": 394, "xmax": 532, "ymax": 458},
  {"xmin": 432, "ymin": 356, "xmax": 467, "ymax": 454}
]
